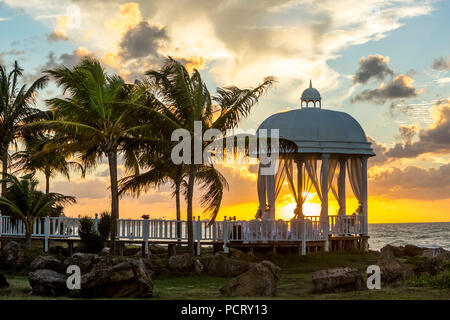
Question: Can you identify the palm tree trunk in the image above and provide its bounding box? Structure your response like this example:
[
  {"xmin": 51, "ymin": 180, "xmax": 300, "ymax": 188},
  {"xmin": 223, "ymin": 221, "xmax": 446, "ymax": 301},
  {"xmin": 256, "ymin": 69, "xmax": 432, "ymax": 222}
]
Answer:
[
  {"xmin": 1, "ymin": 145, "xmax": 8, "ymax": 197},
  {"xmin": 108, "ymin": 150, "xmax": 119, "ymax": 255},
  {"xmin": 45, "ymin": 170, "xmax": 50, "ymax": 194},
  {"xmin": 25, "ymin": 223, "xmax": 32, "ymax": 249},
  {"xmin": 175, "ymin": 181, "xmax": 181, "ymax": 244},
  {"xmin": 186, "ymin": 164, "xmax": 197, "ymax": 256}
]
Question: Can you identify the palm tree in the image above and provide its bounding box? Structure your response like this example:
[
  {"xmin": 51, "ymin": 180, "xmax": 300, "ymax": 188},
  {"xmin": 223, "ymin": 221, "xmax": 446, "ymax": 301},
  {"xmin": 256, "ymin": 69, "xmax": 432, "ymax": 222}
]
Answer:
[
  {"xmin": 40, "ymin": 58, "xmax": 168, "ymax": 254},
  {"xmin": 0, "ymin": 173, "xmax": 76, "ymax": 248},
  {"xmin": 0, "ymin": 61, "xmax": 48, "ymax": 196},
  {"xmin": 119, "ymin": 152, "xmax": 187, "ymax": 242},
  {"xmin": 12, "ymin": 131, "xmax": 85, "ymax": 194},
  {"xmin": 140, "ymin": 57, "xmax": 275, "ymax": 255}
]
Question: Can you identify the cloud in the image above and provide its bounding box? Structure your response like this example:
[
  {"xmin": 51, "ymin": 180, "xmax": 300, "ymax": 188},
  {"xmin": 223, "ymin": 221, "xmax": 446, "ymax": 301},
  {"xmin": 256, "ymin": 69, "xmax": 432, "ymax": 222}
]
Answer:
[
  {"xmin": 52, "ymin": 179, "xmax": 108, "ymax": 199},
  {"xmin": 432, "ymin": 56, "xmax": 450, "ymax": 71},
  {"xmin": 119, "ymin": 21, "xmax": 168, "ymax": 60},
  {"xmin": 369, "ymin": 163, "xmax": 450, "ymax": 200},
  {"xmin": 385, "ymin": 99, "xmax": 450, "ymax": 158},
  {"xmin": 351, "ymin": 75, "xmax": 419, "ymax": 104},
  {"xmin": 48, "ymin": 16, "xmax": 69, "ymax": 41},
  {"xmin": 353, "ymin": 54, "xmax": 393, "ymax": 84}
]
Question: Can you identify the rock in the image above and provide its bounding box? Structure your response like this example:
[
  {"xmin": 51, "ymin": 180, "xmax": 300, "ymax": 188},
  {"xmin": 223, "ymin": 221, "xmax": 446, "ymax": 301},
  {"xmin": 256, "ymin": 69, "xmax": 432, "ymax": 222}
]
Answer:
[
  {"xmin": 49, "ymin": 245, "xmax": 70, "ymax": 257},
  {"xmin": 0, "ymin": 273, "xmax": 9, "ymax": 288},
  {"xmin": 168, "ymin": 243, "xmax": 177, "ymax": 257},
  {"xmin": 168, "ymin": 253, "xmax": 194, "ymax": 272},
  {"xmin": 123, "ymin": 246, "xmax": 141, "ymax": 256},
  {"xmin": 414, "ymin": 258, "xmax": 445, "ymax": 276},
  {"xmin": 312, "ymin": 267, "xmax": 363, "ymax": 293},
  {"xmin": 404, "ymin": 244, "xmax": 425, "ymax": 257},
  {"xmin": 142, "ymin": 258, "xmax": 169, "ymax": 277},
  {"xmin": 381, "ymin": 245, "xmax": 405, "ymax": 257},
  {"xmin": 63, "ymin": 253, "xmax": 99, "ymax": 273},
  {"xmin": 80, "ymin": 259, "xmax": 153, "ymax": 298},
  {"xmin": 228, "ymin": 248, "xmax": 246, "ymax": 260},
  {"xmin": 194, "ymin": 259, "xmax": 204, "ymax": 275},
  {"xmin": 30, "ymin": 256, "xmax": 65, "ymax": 273},
  {"xmin": 208, "ymin": 254, "xmax": 255, "ymax": 277},
  {"xmin": 0, "ymin": 241, "xmax": 25, "ymax": 270},
  {"xmin": 422, "ymin": 248, "xmax": 445, "ymax": 259},
  {"xmin": 28, "ymin": 269, "xmax": 68, "ymax": 297},
  {"xmin": 378, "ymin": 246, "xmax": 414, "ymax": 283},
  {"xmin": 99, "ymin": 247, "xmax": 110, "ymax": 256},
  {"xmin": 220, "ymin": 261, "xmax": 280, "ymax": 297}
]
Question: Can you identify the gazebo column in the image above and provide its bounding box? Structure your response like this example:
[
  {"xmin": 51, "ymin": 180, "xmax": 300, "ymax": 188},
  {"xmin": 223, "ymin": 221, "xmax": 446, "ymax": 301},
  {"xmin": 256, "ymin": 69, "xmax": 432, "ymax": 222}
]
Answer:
[
  {"xmin": 338, "ymin": 158, "xmax": 346, "ymax": 215},
  {"xmin": 295, "ymin": 159, "xmax": 303, "ymax": 217},
  {"xmin": 361, "ymin": 156, "xmax": 368, "ymax": 235},
  {"xmin": 321, "ymin": 153, "xmax": 330, "ymax": 252}
]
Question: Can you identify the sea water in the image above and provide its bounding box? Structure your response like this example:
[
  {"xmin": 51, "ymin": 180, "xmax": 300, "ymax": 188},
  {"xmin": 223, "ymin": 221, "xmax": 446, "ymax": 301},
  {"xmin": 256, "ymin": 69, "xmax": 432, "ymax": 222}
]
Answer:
[{"xmin": 368, "ymin": 222, "xmax": 450, "ymax": 251}]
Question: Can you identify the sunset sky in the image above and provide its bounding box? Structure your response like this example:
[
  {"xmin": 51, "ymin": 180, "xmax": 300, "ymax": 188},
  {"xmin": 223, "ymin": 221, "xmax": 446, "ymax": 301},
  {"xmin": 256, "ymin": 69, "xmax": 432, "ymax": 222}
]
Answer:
[{"xmin": 0, "ymin": 0, "xmax": 449, "ymax": 223}]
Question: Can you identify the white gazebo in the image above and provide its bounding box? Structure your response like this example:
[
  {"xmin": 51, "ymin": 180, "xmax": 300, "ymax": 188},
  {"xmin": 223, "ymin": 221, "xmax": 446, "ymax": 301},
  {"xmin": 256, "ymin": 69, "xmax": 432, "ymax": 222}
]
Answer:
[{"xmin": 255, "ymin": 81, "xmax": 375, "ymax": 251}]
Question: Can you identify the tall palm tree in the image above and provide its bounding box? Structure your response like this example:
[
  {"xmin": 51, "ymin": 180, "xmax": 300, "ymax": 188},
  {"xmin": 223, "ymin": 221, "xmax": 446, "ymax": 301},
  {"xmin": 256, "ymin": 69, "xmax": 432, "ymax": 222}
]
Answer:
[
  {"xmin": 119, "ymin": 152, "xmax": 187, "ymax": 242},
  {"xmin": 0, "ymin": 173, "xmax": 75, "ymax": 248},
  {"xmin": 0, "ymin": 61, "xmax": 48, "ymax": 196},
  {"xmin": 140, "ymin": 57, "xmax": 276, "ymax": 255},
  {"xmin": 12, "ymin": 131, "xmax": 85, "ymax": 194},
  {"xmin": 39, "ymin": 58, "xmax": 164, "ymax": 254}
]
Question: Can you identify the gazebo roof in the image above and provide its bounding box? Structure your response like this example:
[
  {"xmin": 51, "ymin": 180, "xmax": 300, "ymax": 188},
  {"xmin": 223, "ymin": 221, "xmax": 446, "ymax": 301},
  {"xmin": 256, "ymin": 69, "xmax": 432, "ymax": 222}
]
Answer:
[{"xmin": 257, "ymin": 108, "xmax": 375, "ymax": 156}]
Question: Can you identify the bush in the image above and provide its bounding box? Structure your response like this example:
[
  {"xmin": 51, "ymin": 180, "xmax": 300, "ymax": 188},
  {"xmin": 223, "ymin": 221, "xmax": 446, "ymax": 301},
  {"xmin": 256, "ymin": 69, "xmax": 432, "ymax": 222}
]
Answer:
[
  {"xmin": 78, "ymin": 216, "xmax": 104, "ymax": 254},
  {"xmin": 98, "ymin": 211, "xmax": 112, "ymax": 243},
  {"xmin": 409, "ymin": 272, "xmax": 450, "ymax": 289}
]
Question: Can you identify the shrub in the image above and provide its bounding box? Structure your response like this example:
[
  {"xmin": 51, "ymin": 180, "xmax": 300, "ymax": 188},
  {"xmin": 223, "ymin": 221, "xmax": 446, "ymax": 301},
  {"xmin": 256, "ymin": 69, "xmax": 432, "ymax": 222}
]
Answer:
[
  {"xmin": 97, "ymin": 211, "xmax": 112, "ymax": 243},
  {"xmin": 409, "ymin": 272, "xmax": 450, "ymax": 289},
  {"xmin": 78, "ymin": 216, "xmax": 104, "ymax": 254}
]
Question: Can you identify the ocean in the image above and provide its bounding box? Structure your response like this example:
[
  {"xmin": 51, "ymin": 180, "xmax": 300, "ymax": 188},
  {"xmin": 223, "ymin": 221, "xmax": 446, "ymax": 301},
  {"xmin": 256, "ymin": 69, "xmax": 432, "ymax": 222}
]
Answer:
[{"xmin": 368, "ymin": 222, "xmax": 450, "ymax": 251}]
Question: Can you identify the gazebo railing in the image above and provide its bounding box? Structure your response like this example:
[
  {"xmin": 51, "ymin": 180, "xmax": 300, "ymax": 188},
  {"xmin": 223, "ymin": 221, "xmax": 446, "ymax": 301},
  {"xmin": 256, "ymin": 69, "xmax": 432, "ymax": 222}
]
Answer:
[{"xmin": 0, "ymin": 214, "xmax": 364, "ymax": 255}]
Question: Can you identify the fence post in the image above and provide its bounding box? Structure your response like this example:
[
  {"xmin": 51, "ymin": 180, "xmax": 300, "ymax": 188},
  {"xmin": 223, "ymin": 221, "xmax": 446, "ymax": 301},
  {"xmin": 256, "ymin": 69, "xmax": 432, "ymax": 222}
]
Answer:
[
  {"xmin": 196, "ymin": 216, "xmax": 201, "ymax": 256},
  {"xmin": 142, "ymin": 216, "xmax": 149, "ymax": 258},
  {"xmin": 44, "ymin": 216, "xmax": 50, "ymax": 253},
  {"xmin": 223, "ymin": 220, "xmax": 229, "ymax": 253},
  {"xmin": 94, "ymin": 213, "xmax": 99, "ymax": 232},
  {"xmin": 302, "ymin": 220, "xmax": 306, "ymax": 256}
]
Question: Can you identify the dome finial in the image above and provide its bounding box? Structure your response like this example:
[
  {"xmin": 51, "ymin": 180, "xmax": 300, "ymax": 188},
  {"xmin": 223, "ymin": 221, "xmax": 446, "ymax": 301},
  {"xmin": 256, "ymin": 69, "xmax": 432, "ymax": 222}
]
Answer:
[{"xmin": 300, "ymin": 79, "xmax": 321, "ymax": 109}]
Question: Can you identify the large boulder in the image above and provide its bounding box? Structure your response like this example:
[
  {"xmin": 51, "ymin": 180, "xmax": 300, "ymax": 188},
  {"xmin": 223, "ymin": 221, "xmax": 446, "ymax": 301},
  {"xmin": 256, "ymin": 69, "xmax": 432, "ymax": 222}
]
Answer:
[
  {"xmin": 31, "ymin": 256, "xmax": 65, "ymax": 273},
  {"xmin": 404, "ymin": 244, "xmax": 425, "ymax": 257},
  {"xmin": 0, "ymin": 273, "xmax": 9, "ymax": 288},
  {"xmin": 194, "ymin": 259, "xmax": 205, "ymax": 275},
  {"xmin": 80, "ymin": 259, "xmax": 152, "ymax": 298},
  {"xmin": 28, "ymin": 269, "xmax": 68, "ymax": 297},
  {"xmin": 381, "ymin": 245, "xmax": 405, "ymax": 257},
  {"xmin": 208, "ymin": 254, "xmax": 254, "ymax": 277},
  {"xmin": 422, "ymin": 248, "xmax": 445, "ymax": 259},
  {"xmin": 378, "ymin": 246, "xmax": 414, "ymax": 283},
  {"xmin": 220, "ymin": 261, "xmax": 280, "ymax": 297},
  {"xmin": 312, "ymin": 267, "xmax": 363, "ymax": 293},
  {"xmin": 63, "ymin": 253, "xmax": 99, "ymax": 273},
  {"xmin": 0, "ymin": 241, "xmax": 25, "ymax": 270},
  {"xmin": 414, "ymin": 258, "xmax": 446, "ymax": 276},
  {"xmin": 168, "ymin": 253, "xmax": 194, "ymax": 272}
]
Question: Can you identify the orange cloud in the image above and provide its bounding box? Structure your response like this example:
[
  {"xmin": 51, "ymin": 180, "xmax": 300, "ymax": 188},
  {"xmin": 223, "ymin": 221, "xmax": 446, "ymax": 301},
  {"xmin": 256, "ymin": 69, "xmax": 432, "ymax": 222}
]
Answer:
[{"xmin": 49, "ymin": 16, "xmax": 69, "ymax": 41}]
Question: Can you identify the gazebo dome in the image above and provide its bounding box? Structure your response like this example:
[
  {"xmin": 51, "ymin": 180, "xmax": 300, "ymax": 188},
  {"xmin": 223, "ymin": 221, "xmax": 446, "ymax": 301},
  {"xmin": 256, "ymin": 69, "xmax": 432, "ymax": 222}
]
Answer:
[
  {"xmin": 301, "ymin": 80, "xmax": 321, "ymax": 108},
  {"xmin": 257, "ymin": 106, "xmax": 375, "ymax": 156}
]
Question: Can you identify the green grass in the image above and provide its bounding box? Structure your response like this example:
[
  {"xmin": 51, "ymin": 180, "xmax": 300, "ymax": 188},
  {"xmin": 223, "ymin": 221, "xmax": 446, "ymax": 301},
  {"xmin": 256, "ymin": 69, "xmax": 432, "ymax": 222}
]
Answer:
[{"xmin": 1, "ymin": 251, "xmax": 449, "ymax": 300}]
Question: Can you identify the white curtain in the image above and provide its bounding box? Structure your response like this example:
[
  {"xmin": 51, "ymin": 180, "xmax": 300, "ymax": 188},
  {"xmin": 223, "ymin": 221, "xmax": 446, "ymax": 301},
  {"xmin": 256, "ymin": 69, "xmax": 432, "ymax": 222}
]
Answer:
[
  {"xmin": 329, "ymin": 159, "xmax": 343, "ymax": 215},
  {"xmin": 257, "ymin": 159, "xmax": 286, "ymax": 220},
  {"xmin": 304, "ymin": 157, "xmax": 337, "ymax": 219},
  {"xmin": 285, "ymin": 159, "xmax": 313, "ymax": 218},
  {"xmin": 347, "ymin": 157, "xmax": 363, "ymax": 215}
]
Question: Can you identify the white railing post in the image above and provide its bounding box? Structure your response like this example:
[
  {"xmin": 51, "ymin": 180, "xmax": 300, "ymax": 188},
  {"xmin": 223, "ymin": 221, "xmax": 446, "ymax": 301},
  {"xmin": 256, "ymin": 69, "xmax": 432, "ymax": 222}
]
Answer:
[
  {"xmin": 44, "ymin": 216, "xmax": 50, "ymax": 253},
  {"xmin": 94, "ymin": 213, "xmax": 99, "ymax": 232},
  {"xmin": 302, "ymin": 220, "xmax": 306, "ymax": 255},
  {"xmin": 196, "ymin": 216, "xmax": 201, "ymax": 256},
  {"xmin": 143, "ymin": 216, "xmax": 149, "ymax": 258},
  {"xmin": 223, "ymin": 220, "xmax": 229, "ymax": 253}
]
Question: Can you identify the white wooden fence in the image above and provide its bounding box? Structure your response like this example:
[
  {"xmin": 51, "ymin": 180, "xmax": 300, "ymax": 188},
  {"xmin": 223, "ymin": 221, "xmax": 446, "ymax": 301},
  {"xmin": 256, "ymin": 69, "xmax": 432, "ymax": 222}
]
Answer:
[{"xmin": 0, "ymin": 214, "xmax": 364, "ymax": 255}]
